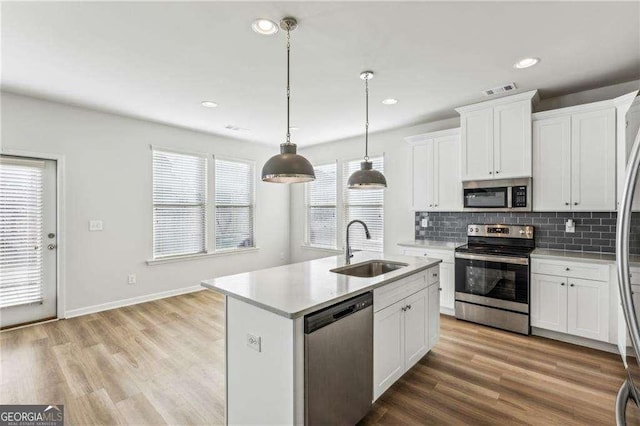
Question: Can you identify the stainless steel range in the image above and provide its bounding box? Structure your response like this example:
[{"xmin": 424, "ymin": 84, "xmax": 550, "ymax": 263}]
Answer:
[{"xmin": 454, "ymin": 224, "xmax": 534, "ymax": 335}]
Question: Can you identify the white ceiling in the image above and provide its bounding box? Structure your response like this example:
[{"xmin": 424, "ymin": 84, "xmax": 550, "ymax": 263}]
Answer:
[{"xmin": 2, "ymin": 1, "xmax": 639, "ymax": 146}]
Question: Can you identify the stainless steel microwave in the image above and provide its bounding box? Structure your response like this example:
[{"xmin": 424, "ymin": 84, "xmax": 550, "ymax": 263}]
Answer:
[{"xmin": 463, "ymin": 178, "xmax": 532, "ymax": 212}]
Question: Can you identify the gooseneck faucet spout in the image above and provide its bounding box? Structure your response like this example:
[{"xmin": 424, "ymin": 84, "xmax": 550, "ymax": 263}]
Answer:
[{"xmin": 345, "ymin": 220, "xmax": 371, "ymax": 264}]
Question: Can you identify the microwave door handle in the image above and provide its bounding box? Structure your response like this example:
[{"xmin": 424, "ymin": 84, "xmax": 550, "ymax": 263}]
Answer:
[{"xmin": 507, "ymin": 186, "xmax": 512, "ymax": 209}]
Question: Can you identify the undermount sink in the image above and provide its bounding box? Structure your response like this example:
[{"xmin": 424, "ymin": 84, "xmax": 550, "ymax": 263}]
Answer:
[{"xmin": 331, "ymin": 260, "xmax": 409, "ymax": 278}]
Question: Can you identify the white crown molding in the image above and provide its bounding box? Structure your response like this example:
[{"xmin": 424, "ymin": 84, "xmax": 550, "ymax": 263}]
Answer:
[
  {"xmin": 455, "ymin": 90, "xmax": 539, "ymax": 114},
  {"xmin": 404, "ymin": 127, "xmax": 460, "ymax": 145}
]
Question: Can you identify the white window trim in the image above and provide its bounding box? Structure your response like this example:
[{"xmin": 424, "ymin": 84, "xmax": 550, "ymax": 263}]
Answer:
[
  {"xmin": 147, "ymin": 146, "xmax": 258, "ymax": 264},
  {"xmin": 302, "ymin": 154, "xmax": 385, "ymax": 253},
  {"xmin": 304, "ymin": 161, "xmax": 339, "ymax": 250},
  {"xmin": 212, "ymin": 155, "xmax": 257, "ymax": 253}
]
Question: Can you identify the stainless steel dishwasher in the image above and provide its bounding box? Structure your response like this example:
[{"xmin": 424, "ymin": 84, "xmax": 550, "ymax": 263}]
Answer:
[{"xmin": 304, "ymin": 292, "xmax": 373, "ymax": 426}]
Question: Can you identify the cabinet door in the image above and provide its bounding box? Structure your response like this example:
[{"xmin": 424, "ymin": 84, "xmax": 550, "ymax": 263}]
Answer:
[
  {"xmin": 461, "ymin": 108, "xmax": 494, "ymax": 181},
  {"xmin": 571, "ymin": 108, "xmax": 616, "ymax": 211},
  {"xmin": 373, "ymin": 300, "xmax": 405, "ymax": 400},
  {"xmin": 411, "ymin": 143, "xmax": 434, "ymax": 210},
  {"xmin": 533, "ymin": 116, "xmax": 572, "ymax": 211},
  {"xmin": 494, "ymin": 100, "xmax": 532, "ymax": 179},
  {"xmin": 428, "ymin": 284, "xmax": 440, "ymax": 349},
  {"xmin": 404, "ymin": 288, "xmax": 429, "ymax": 370},
  {"xmin": 567, "ymin": 278, "xmax": 609, "ymax": 342},
  {"xmin": 531, "ymin": 273, "xmax": 567, "ymax": 333},
  {"xmin": 439, "ymin": 262, "xmax": 455, "ymax": 313},
  {"xmin": 434, "ymin": 135, "xmax": 462, "ymax": 211}
]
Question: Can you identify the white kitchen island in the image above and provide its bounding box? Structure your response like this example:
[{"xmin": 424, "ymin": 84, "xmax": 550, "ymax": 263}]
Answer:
[{"xmin": 202, "ymin": 251, "xmax": 441, "ymax": 425}]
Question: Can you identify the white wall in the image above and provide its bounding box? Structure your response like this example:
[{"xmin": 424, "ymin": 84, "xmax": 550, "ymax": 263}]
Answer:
[
  {"xmin": 290, "ymin": 117, "xmax": 459, "ymax": 263},
  {"xmin": 290, "ymin": 79, "xmax": 640, "ymax": 264},
  {"xmin": 1, "ymin": 92, "xmax": 291, "ymax": 314}
]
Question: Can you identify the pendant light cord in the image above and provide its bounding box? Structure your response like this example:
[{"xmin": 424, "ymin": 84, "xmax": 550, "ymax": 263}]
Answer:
[
  {"xmin": 286, "ymin": 28, "xmax": 291, "ymax": 145},
  {"xmin": 364, "ymin": 76, "xmax": 369, "ymax": 161}
]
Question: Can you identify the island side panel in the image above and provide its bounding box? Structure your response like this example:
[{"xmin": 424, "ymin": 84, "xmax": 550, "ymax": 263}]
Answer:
[{"xmin": 226, "ymin": 296, "xmax": 302, "ymax": 425}]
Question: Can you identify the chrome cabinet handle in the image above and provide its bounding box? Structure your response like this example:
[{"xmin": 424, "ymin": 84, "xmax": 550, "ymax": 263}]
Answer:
[
  {"xmin": 570, "ymin": 283, "xmax": 575, "ymax": 287},
  {"xmin": 406, "ymin": 304, "xmax": 412, "ymax": 310},
  {"xmin": 429, "ymin": 204, "xmax": 433, "ymax": 207},
  {"xmin": 496, "ymin": 171, "xmax": 500, "ymax": 174},
  {"xmin": 565, "ymin": 202, "xmax": 570, "ymax": 206},
  {"xmin": 401, "ymin": 306, "xmax": 407, "ymax": 312},
  {"xmin": 574, "ymin": 202, "xmax": 579, "ymax": 205},
  {"xmin": 47, "ymin": 244, "xmax": 57, "ymax": 250},
  {"xmin": 561, "ymin": 282, "xmax": 565, "ymax": 286},
  {"xmin": 434, "ymin": 204, "xmax": 438, "ymax": 207},
  {"xmin": 489, "ymin": 171, "xmax": 493, "ymax": 175}
]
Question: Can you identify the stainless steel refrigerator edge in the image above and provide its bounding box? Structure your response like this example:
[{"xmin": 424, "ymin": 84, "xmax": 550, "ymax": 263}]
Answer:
[{"xmin": 616, "ymin": 123, "xmax": 640, "ymax": 424}]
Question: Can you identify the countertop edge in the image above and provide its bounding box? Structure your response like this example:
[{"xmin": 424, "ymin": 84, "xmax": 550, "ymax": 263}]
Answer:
[{"xmin": 201, "ymin": 259, "xmax": 442, "ymax": 319}]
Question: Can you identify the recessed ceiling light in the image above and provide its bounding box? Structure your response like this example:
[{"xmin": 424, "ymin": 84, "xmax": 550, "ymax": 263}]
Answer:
[
  {"xmin": 513, "ymin": 57, "xmax": 540, "ymax": 69},
  {"xmin": 201, "ymin": 101, "xmax": 218, "ymax": 108},
  {"xmin": 382, "ymin": 98, "xmax": 398, "ymax": 105},
  {"xmin": 252, "ymin": 18, "xmax": 278, "ymax": 35}
]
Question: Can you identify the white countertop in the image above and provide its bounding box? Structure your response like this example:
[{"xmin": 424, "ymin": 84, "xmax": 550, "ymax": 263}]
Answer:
[
  {"xmin": 201, "ymin": 251, "xmax": 441, "ymax": 319},
  {"xmin": 531, "ymin": 248, "xmax": 640, "ymax": 267},
  {"xmin": 398, "ymin": 239, "xmax": 463, "ymax": 251}
]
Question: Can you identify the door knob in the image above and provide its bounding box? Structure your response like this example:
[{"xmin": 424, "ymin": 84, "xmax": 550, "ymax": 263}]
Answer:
[{"xmin": 47, "ymin": 244, "xmax": 57, "ymax": 250}]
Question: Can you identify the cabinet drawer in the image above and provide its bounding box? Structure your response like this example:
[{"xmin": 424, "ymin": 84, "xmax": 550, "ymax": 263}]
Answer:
[
  {"xmin": 399, "ymin": 247, "xmax": 454, "ymax": 264},
  {"xmin": 531, "ymin": 258, "xmax": 609, "ymax": 282},
  {"xmin": 374, "ymin": 272, "xmax": 427, "ymax": 312},
  {"xmin": 426, "ymin": 266, "xmax": 440, "ymax": 285}
]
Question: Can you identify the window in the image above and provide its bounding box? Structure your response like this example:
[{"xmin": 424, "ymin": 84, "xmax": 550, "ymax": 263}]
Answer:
[
  {"xmin": 152, "ymin": 149, "xmax": 207, "ymax": 258},
  {"xmin": 343, "ymin": 157, "xmax": 384, "ymax": 252},
  {"xmin": 215, "ymin": 158, "xmax": 255, "ymax": 250},
  {"xmin": 305, "ymin": 163, "xmax": 337, "ymax": 248}
]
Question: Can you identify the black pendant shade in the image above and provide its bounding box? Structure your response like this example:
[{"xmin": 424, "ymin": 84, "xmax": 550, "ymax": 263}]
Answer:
[
  {"xmin": 347, "ymin": 160, "xmax": 387, "ymax": 189},
  {"xmin": 347, "ymin": 70, "xmax": 387, "ymax": 189},
  {"xmin": 262, "ymin": 143, "xmax": 315, "ymax": 183},
  {"xmin": 261, "ymin": 17, "xmax": 315, "ymax": 184}
]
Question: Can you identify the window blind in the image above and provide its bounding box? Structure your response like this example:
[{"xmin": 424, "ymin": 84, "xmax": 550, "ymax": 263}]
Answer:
[
  {"xmin": 215, "ymin": 158, "xmax": 254, "ymax": 250},
  {"xmin": 343, "ymin": 157, "xmax": 384, "ymax": 252},
  {"xmin": 0, "ymin": 159, "xmax": 44, "ymax": 308},
  {"xmin": 152, "ymin": 150, "xmax": 207, "ymax": 258},
  {"xmin": 306, "ymin": 163, "xmax": 337, "ymax": 248}
]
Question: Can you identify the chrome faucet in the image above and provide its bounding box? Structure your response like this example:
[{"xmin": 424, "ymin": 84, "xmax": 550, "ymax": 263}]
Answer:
[{"xmin": 345, "ymin": 220, "xmax": 371, "ymax": 264}]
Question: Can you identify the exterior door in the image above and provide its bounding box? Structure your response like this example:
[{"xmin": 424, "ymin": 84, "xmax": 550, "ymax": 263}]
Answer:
[{"xmin": 0, "ymin": 156, "xmax": 57, "ymax": 328}]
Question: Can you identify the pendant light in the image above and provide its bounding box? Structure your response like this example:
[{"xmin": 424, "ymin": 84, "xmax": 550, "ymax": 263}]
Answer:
[
  {"xmin": 261, "ymin": 17, "xmax": 315, "ymax": 184},
  {"xmin": 347, "ymin": 71, "xmax": 387, "ymax": 189}
]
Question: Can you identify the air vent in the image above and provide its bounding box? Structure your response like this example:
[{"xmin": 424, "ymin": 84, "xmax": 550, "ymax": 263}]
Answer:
[{"xmin": 482, "ymin": 83, "xmax": 517, "ymax": 96}]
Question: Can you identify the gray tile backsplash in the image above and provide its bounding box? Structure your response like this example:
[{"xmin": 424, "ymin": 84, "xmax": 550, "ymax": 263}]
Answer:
[{"xmin": 415, "ymin": 211, "xmax": 640, "ymax": 254}]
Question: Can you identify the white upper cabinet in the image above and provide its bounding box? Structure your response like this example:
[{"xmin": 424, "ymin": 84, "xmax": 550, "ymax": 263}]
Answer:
[
  {"xmin": 614, "ymin": 92, "xmax": 640, "ymax": 211},
  {"xmin": 571, "ymin": 108, "xmax": 616, "ymax": 211},
  {"xmin": 405, "ymin": 128, "xmax": 461, "ymax": 211},
  {"xmin": 533, "ymin": 104, "xmax": 616, "ymax": 212},
  {"xmin": 457, "ymin": 90, "xmax": 537, "ymax": 181},
  {"xmin": 494, "ymin": 100, "xmax": 533, "ymax": 179},
  {"xmin": 533, "ymin": 116, "xmax": 572, "ymax": 211},
  {"xmin": 460, "ymin": 108, "xmax": 493, "ymax": 180}
]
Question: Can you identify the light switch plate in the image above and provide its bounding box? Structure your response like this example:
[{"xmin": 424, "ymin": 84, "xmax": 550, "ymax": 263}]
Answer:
[
  {"xmin": 89, "ymin": 220, "xmax": 103, "ymax": 231},
  {"xmin": 127, "ymin": 274, "xmax": 136, "ymax": 285},
  {"xmin": 246, "ymin": 333, "xmax": 261, "ymax": 352}
]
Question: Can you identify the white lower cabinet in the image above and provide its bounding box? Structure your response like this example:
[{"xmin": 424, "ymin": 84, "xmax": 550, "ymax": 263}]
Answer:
[
  {"xmin": 399, "ymin": 246, "xmax": 455, "ymax": 315},
  {"xmin": 373, "ymin": 268, "xmax": 440, "ymax": 401},
  {"xmin": 531, "ymin": 258, "xmax": 610, "ymax": 342}
]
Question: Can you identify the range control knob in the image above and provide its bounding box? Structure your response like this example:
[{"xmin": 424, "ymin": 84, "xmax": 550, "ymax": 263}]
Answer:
[
  {"xmin": 468, "ymin": 227, "xmax": 474, "ymax": 233},
  {"xmin": 475, "ymin": 227, "xmax": 479, "ymax": 232}
]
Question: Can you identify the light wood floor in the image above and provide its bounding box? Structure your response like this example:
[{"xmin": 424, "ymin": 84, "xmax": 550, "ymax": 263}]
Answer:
[{"xmin": 0, "ymin": 290, "xmax": 635, "ymax": 425}]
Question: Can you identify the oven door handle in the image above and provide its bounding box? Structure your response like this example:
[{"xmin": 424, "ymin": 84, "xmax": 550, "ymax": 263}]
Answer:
[{"xmin": 455, "ymin": 252, "xmax": 529, "ymax": 266}]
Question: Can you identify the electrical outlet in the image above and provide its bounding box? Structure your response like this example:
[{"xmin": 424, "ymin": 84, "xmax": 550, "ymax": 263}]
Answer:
[
  {"xmin": 128, "ymin": 274, "xmax": 136, "ymax": 285},
  {"xmin": 89, "ymin": 220, "xmax": 103, "ymax": 231},
  {"xmin": 246, "ymin": 333, "xmax": 261, "ymax": 352},
  {"xmin": 421, "ymin": 218, "xmax": 429, "ymax": 228},
  {"xmin": 565, "ymin": 219, "xmax": 576, "ymax": 233}
]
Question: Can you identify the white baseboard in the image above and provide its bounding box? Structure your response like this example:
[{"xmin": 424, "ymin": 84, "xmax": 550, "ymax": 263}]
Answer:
[
  {"xmin": 440, "ymin": 307, "xmax": 455, "ymax": 316},
  {"xmin": 64, "ymin": 285, "xmax": 205, "ymax": 319},
  {"xmin": 531, "ymin": 327, "xmax": 619, "ymax": 354}
]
